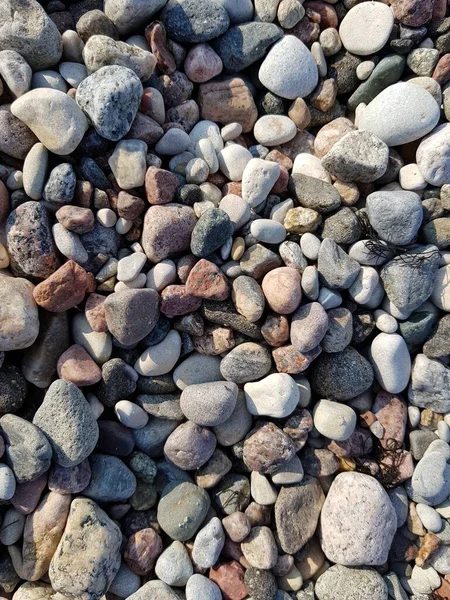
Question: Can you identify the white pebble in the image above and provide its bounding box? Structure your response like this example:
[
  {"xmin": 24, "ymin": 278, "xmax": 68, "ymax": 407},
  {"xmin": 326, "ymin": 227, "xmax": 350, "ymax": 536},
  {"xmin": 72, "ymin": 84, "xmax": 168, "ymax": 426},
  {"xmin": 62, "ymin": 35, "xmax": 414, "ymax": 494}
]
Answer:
[
  {"xmin": 85, "ymin": 393, "xmax": 104, "ymax": 419},
  {"xmin": 292, "ymin": 153, "xmax": 331, "ymax": 182},
  {"xmin": 195, "ymin": 139, "xmax": 219, "ymax": 174},
  {"xmin": 300, "ymin": 233, "xmax": 321, "ymax": 260},
  {"xmin": 97, "ymin": 208, "xmax": 117, "ymax": 228},
  {"xmin": 134, "ymin": 330, "xmax": 182, "ymax": 376},
  {"xmin": 0, "ymin": 464, "xmax": 16, "ymax": 500},
  {"xmin": 445, "ymin": 413, "xmax": 450, "ymax": 428},
  {"xmin": 200, "ymin": 182, "xmax": 222, "ymax": 205},
  {"xmin": 186, "ymin": 157, "xmax": 209, "ymax": 184},
  {"xmin": 416, "ymin": 503, "xmax": 443, "ymax": 533},
  {"xmin": 356, "ymin": 60, "xmax": 375, "ymax": 80},
  {"xmin": 146, "ymin": 260, "xmax": 176, "ymax": 292},
  {"xmin": 374, "ymin": 309, "xmax": 397, "ymax": 333},
  {"xmin": 115, "ymin": 400, "xmax": 149, "ymax": 429},
  {"xmin": 408, "ymin": 406, "xmax": 421, "ymax": 428},
  {"xmin": 313, "ymin": 399, "xmax": 356, "ymax": 441},
  {"xmin": 114, "ymin": 273, "xmax": 147, "ymax": 291},
  {"xmin": 116, "ymin": 217, "xmax": 134, "ymax": 234},
  {"xmin": 399, "ymin": 163, "xmax": 427, "ymax": 191},
  {"xmin": 270, "ymin": 199, "xmax": 293, "ymax": 224},
  {"xmin": 311, "ymin": 41, "xmax": 327, "ymax": 77},
  {"xmin": 194, "ymin": 200, "xmax": 215, "ymax": 218},
  {"xmin": 221, "ymin": 122, "xmax": 242, "ymax": 141},
  {"xmin": 117, "ymin": 252, "xmax": 147, "ymax": 283},
  {"xmin": 250, "ymin": 219, "xmax": 286, "ymax": 244},
  {"xmin": 410, "ymin": 565, "xmax": 441, "ymax": 594},
  {"xmin": 348, "ymin": 266, "xmax": 379, "ymax": 304},
  {"xmin": 220, "ymin": 236, "xmax": 233, "ymax": 260},
  {"xmin": 369, "ymin": 333, "xmax": 411, "ymax": 394},
  {"xmin": 250, "ymin": 472, "xmax": 278, "ymax": 505},
  {"xmin": 131, "ymin": 242, "xmax": 144, "ymax": 253},
  {"xmin": 438, "ymin": 420, "xmax": 450, "ymax": 443},
  {"xmin": 369, "ymin": 420, "xmax": 384, "ymax": 439}
]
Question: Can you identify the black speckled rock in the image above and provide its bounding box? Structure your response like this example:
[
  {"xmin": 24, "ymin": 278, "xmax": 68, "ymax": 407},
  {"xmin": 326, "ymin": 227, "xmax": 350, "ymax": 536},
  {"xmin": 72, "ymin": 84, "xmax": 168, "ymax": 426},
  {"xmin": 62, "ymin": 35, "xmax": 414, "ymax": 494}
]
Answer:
[
  {"xmin": 42, "ymin": 163, "xmax": 76, "ymax": 206},
  {"xmin": 0, "ymin": 364, "xmax": 27, "ymax": 414},
  {"xmin": 96, "ymin": 358, "xmax": 139, "ymax": 407},
  {"xmin": 327, "ymin": 50, "xmax": 362, "ymax": 96},
  {"xmin": 213, "ymin": 23, "xmax": 282, "ymax": 72},
  {"xmin": 310, "ymin": 346, "xmax": 374, "ymax": 401},
  {"xmin": 81, "ymin": 221, "xmax": 120, "ymax": 256},
  {"xmin": 161, "ymin": 0, "xmax": 230, "ymax": 43},
  {"xmin": 191, "ymin": 208, "xmax": 234, "ymax": 258},
  {"xmin": 79, "ymin": 157, "xmax": 111, "ymax": 190},
  {"xmin": 244, "ymin": 568, "xmax": 278, "ymax": 600},
  {"xmin": 220, "ymin": 342, "xmax": 271, "ymax": 384},
  {"xmin": 96, "ymin": 421, "xmax": 135, "ymax": 457},
  {"xmin": 76, "ymin": 65, "xmax": 143, "ymax": 141},
  {"xmin": 6, "ymin": 201, "xmax": 60, "ymax": 280},
  {"xmin": 137, "ymin": 374, "xmax": 178, "ymax": 395}
]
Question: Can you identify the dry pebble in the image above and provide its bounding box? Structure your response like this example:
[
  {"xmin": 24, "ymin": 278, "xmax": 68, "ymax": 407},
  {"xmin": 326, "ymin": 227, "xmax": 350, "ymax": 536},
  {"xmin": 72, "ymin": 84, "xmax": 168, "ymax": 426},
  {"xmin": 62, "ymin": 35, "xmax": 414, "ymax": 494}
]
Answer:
[{"xmin": 1, "ymin": 1, "xmax": 450, "ymax": 599}]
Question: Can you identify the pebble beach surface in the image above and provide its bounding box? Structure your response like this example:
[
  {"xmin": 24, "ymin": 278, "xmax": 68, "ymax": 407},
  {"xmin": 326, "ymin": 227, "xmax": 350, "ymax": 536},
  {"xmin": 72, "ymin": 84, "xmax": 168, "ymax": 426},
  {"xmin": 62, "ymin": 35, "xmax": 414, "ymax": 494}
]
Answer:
[{"xmin": 0, "ymin": 0, "xmax": 450, "ymax": 600}]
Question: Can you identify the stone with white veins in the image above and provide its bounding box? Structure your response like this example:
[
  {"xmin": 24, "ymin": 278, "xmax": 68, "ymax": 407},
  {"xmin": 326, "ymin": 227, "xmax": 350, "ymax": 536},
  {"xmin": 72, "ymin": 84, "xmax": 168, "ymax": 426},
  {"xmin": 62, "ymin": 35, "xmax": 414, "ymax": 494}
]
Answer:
[
  {"xmin": 339, "ymin": 3, "xmax": 394, "ymax": 56},
  {"xmin": 259, "ymin": 36, "xmax": 318, "ymax": 100},
  {"xmin": 242, "ymin": 158, "xmax": 280, "ymax": 208},
  {"xmin": 358, "ymin": 82, "xmax": 440, "ymax": 146},
  {"xmin": 244, "ymin": 373, "xmax": 299, "ymax": 418}
]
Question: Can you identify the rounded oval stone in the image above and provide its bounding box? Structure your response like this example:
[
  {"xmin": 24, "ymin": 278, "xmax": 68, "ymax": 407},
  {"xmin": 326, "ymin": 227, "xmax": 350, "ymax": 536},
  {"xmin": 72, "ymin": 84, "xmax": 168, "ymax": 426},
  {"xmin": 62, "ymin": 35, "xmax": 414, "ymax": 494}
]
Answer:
[
  {"xmin": 164, "ymin": 421, "xmax": 216, "ymax": 470},
  {"xmin": 243, "ymin": 422, "xmax": 296, "ymax": 474},
  {"xmin": 358, "ymin": 82, "xmax": 440, "ymax": 146},
  {"xmin": 220, "ymin": 342, "xmax": 272, "ymax": 384},
  {"xmin": 253, "ymin": 115, "xmax": 297, "ymax": 146},
  {"xmin": 259, "ymin": 36, "xmax": 318, "ymax": 100},
  {"xmin": 157, "ymin": 481, "xmax": 210, "ymax": 541},
  {"xmin": 0, "ymin": 463, "xmax": 16, "ymax": 500},
  {"xmin": 0, "ymin": 276, "xmax": 39, "ymax": 352},
  {"xmin": 48, "ymin": 461, "xmax": 91, "ymax": 495},
  {"xmin": 315, "ymin": 565, "xmax": 388, "ymax": 600},
  {"xmin": 244, "ymin": 373, "xmax": 299, "ymax": 418},
  {"xmin": 262, "ymin": 267, "xmax": 302, "ymax": 315},
  {"xmin": 369, "ymin": 332, "xmax": 411, "ymax": 394},
  {"xmin": 180, "ymin": 381, "xmax": 238, "ymax": 426},
  {"xmin": 155, "ymin": 541, "xmax": 193, "ymax": 586},
  {"xmin": 320, "ymin": 472, "xmax": 397, "ymax": 566},
  {"xmin": 313, "ymin": 399, "xmax": 357, "ymax": 441},
  {"xmin": 417, "ymin": 122, "xmax": 450, "ymax": 186},
  {"xmin": 339, "ymin": 3, "xmax": 394, "ymax": 56},
  {"xmin": 142, "ymin": 203, "xmax": 197, "ymax": 263},
  {"xmin": 290, "ymin": 302, "xmax": 328, "ymax": 353}
]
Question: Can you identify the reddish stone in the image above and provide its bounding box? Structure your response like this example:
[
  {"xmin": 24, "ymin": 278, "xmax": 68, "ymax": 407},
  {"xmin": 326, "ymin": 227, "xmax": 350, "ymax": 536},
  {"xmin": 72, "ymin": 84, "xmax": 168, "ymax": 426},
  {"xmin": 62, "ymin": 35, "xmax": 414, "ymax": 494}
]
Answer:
[
  {"xmin": 74, "ymin": 180, "xmax": 94, "ymax": 208},
  {"xmin": 140, "ymin": 89, "xmax": 164, "ymax": 125},
  {"xmin": 57, "ymin": 344, "xmax": 102, "ymax": 386},
  {"xmin": 33, "ymin": 261, "xmax": 92, "ymax": 312},
  {"xmin": 160, "ymin": 284, "xmax": 202, "ymax": 316},
  {"xmin": 0, "ymin": 179, "xmax": 9, "ymax": 224},
  {"xmin": 198, "ymin": 77, "xmax": 258, "ymax": 133},
  {"xmin": 283, "ymin": 409, "xmax": 313, "ymax": 451},
  {"xmin": 243, "ymin": 422, "xmax": 296, "ymax": 474},
  {"xmin": 261, "ymin": 313, "xmax": 290, "ymax": 347},
  {"xmin": 372, "ymin": 391, "xmax": 407, "ymax": 449},
  {"xmin": 266, "ymin": 150, "xmax": 293, "ymax": 170},
  {"xmin": 328, "ymin": 428, "xmax": 373, "ymax": 458},
  {"xmin": 117, "ymin": 191, "xmax": 146, "ymax": 220},
  {"xmin": 287, "ymin": 17, "xmax": 320, "ymax": 45},
  {"xmin": 11, "ymin": 473, "xmax": 47, "ymax": 515},
  {"xmin": 222, "ymin": 182, "xmax": 242, "ymax": 196},
  {"xmin": 145, "ymin": 166, "xmax": 179, "ymax": 205},
  {"xmin": 207, "ymin": 171, "xmax": 228, "ymax": 188},
  {"xmin": 209, "ymin": 561, "xmax": 248, "ymax": 600},
  {"xmin": 85, "ymin": 293, "xmax": 108, "ymax": 333},
  {"xmin": 126, "ymin": 112, "xmax": 164, "ymax": 145},
  {"xmin": 56, "ymin": 205, "xmax": 95, "ymax": 234},
  {"xmin": 310, "ymin": 78, "xmax": 338, "ymax": 112},
  {"xmin": 124, "ymin": 528, "xmax": 163, "ymax": 575},
  {"xmin": 193, "ymin": 326, "xmax": 235, "ymax": 355},
  {"xmin": 271, "ymin": 166, "xmax": 289, "ymax": 194},
  {"xmin": 272, "ymin": 344, "xmax": 321, "ymax": 374},
  {"xmin": 437, "ymin": 578, "xmax": 450, "ymax": 599},
  {"xmin": 141, "ymin": 204, "xmax": 197, "ymax": 263},
  {"xmin": 145, "ymin": 21, "xmax": 176, "ymax": 75},
  {"xmin": 433, "ymin": 53, "xmax": 450, "ymax": 85},
  {"xmin": 304, "ymin": 1, "xmax": 338, "ymax": 28},
  {"xmin": 433, "ymin": 0, "xmax": 446, "ymax": 18},
  {"xmin": 185, "ymin": 258, "xmax": 230, "ymax": 300},
  {"xmin": 184, "ymin": 43, "xmax": 223, "ymax": 83},
  {"xmin": 387, "ymin": 0, "xmax": 434, "ymax": 26}
]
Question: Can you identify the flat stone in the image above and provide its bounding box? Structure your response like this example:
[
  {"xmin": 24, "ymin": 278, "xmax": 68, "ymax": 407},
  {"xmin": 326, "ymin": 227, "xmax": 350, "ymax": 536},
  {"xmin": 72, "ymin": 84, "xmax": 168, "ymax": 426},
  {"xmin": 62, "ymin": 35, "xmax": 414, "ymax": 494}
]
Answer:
[
  {"xmin": 348, "ymin": 54, "xmax": 406, "ymax": 111},
  {"xmin": 320, "ymin": 472, "xmax": 397, "ymax": 566},
  {"xmin": 289, "ymin": 173, "xmax": 341, "ymax": 213},
  {"xmin": 157, "ymin": 481, "xmax": 210, "ymax": 541},
  {"xmin": 315, "ymin": 565, "xmax": 388, "ymax": 600},
  {"xmin": 358, "ymin": 82, "xmax": 440, "ymax": 146},
  {"xmin": 259, "ymin": 35, "xmax": 318, "ymax": 99},
  {"xmin": 339, "ymin": 2, "xmax": 394, "ymax": 56}
]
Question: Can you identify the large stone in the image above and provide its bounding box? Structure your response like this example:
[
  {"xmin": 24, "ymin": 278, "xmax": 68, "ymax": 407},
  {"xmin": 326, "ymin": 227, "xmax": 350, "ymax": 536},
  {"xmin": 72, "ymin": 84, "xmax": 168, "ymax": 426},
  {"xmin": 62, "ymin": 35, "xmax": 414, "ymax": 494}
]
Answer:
[
  {"xmin": 83, "ymin": 455, "xmax": 136, "ymax": 502},
  {"xmin": 142, "ymin": 204, "xmax": 197, "ymax": 263},
  {"xmin": 0, "ymin": 275, "xmax": 39, "ymax": 352},
  {"xmin": 315, "ymin": 565, "xmax": 388, "ymax": 600},
  {"xmin": 358, "ymin": 82, "xmax": 440, "ymax": 146},
  {"xmin": 408, "ymin": 354, "xmax": 450, "ymax": 413},
  {"xmin": 0, "ymin": 415, "xmax": 52, "ymax": 483},
  {"xmin": 317, "ymin": 238, "xmax": 360, "ymax": 289},
  {"xmin": 366, "ymin": 190, "xmax": 423, "ymax": 245},
  {"xmin": 274, "ymin": 477, "xmax": 325, "ymax": 554},
  {"xmin": 11, "ymin": 89, "xmax": 88, "ymax": 155},
  {"xmin": 320, "ymin": 472, "xmax": 397, "ymax": 566},
  {"xmin": 0, "ymin": 0, "xmax": 62, "ymax": 70},
  {"xmin": 49, "ymin": 498, "xmax": 121, "ymax": 600},
  {"xmin": 104, "ymin": 289, "xmax": 160, "ymax": 345},
  {"xmin": 76, "ymin": 65, "xmax": 143, "ymax": 141},
  {"xmin": 33, "ymin": 380, "xmax": 99, "ymax": 468},
  {"xmin": 104, "ymin": 0, "xmax": 167, "ymax": 35},
  {"xmin": 161, "ymin": 0, "xmax": 230, "ymax": 43}
]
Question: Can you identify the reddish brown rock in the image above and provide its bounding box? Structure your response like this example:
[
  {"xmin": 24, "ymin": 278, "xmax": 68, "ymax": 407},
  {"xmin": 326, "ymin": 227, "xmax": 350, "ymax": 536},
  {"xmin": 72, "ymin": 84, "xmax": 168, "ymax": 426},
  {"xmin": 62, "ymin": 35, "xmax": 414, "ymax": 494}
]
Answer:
[
  {"xmin": 117, "ymin": 191, "xmax": 146, "ymax": 220},
  {"xmin": 145, "ymin": 167, "xmax": 179, "ymax": 205},
  {"xmin": 266, "ymin": 149, "xmax": 293, "ymax": 170},
  {"xmin": 184, "ymin": 43, "xmax": 223, "ymax": 83},
  {"xmin": 0, "ymin": 180, "xmax": 10, "ymax": 225},
  {"xmin": 261, "ymin": 314, "xmax": 290, "ymax": 347},
  {"xmin": 142, "ymin": 204, "xmax": 197, "ymax": 263},
  {"xmin": 222, "ymin": 182, "xmax": 242, "ymax": 196},
  {"xmin": 372, "ymin": 391, "xmax": 407, "ymax": 449},
  {"xmin": 140, "ymin": 88, "xmax": 165, "ymax": 124},
  {"xmin": 56, "ymin": 205, "xmax": 95, "ymax": 234},
  {"xmin": 198, "ymin": 77, "xmax": 258, "ymax": 133},
  {"xmin": 209, "ymin": 561, "xmax": 248, "ymax": 600},
  {"xmin": 328, "ymin": 428, "xmax": 373, "ymax": 458},
  {"xmin": 288, "ymin": 98, "xmax": 311, "ymax": 131},
  {"xmin": 433, "ymin": 53, "xmax": 450, "ymax": 85},
  {"xmin": 126, "ymin": 112, "xmax": 164, "ymax": 145},
  {"xmin": 21, "ymin": 492, "xmax": 71, "ymax": 581},
  {"xmin": 160, "ymin": 284, "xmax": 203, "ymax": 316},
  {"xmin": 57, "ymin": 344, "xmax": 102, "ymax": 386},
  {"xmin": 388, "ymin": 0, "xmax": 434, "ymax": 25},
  {"xmin": 33, "ymin": 261, "xmax": 93, "ymax": 312},
  {"xmin": 145, "ymin": 21, "xmax": 176, "ymax": 75},
  {"xmin": 283, "ymin": 410, "xmax": 313, "ymax": 451},
  {"xmin": 185, "ymin": 258, "xmax": 230, "ymax": 300},
  {"xmin": 287, "ymin": 17, "xmax": 320, "ymax": 45},
  {"xmin": 271, "ymin": 165, "xmax": 289, "ymax": 194},
  {"xmin": 85, "ymin": 293, "xmax": 108, "ymax": 333},
  {"xmin": 273, "ymin": 344, "xmax": 321, "ymax": 374},
  {"xmin": 304, "ymin": 1, "xmax": 338, "ymax": 28},
  {"xmin": 432, "ymin": 0, "xmax": 446, "ymax": 18},
  {"xmin": 310, "ymin": 78, "xmax": 338, "ymax": 112},
  {"xmin": 124, "ymin": 528, "xmax": 163, "ymax": 575},
  {"xmin": 243, "ymin": 422, "xmax": 296, "ymax": 474}
]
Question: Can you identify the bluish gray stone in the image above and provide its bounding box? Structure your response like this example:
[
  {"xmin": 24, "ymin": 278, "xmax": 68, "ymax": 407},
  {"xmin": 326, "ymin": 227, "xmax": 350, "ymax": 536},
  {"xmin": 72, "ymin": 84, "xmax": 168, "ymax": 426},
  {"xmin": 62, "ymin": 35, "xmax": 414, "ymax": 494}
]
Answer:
[
  {"xmin": 318, "ymin": 238, "xmax": 361, "ymax": 289},
  {"xmin": 406, "ymin": 452, "xmax": 450, "ymax": 506},
  {"xmin": 157, "ymin": 481, "xmax": 210, "ymax": 540},
  {"xmin": 162, "ymin": 0, "xmax": 230, "ymax": 43},
  {"xmin": 366, "ymin": 190, "xmax": 423, "ymax": 245},
  {"xmin": 83, "ymin": 454, "xmax": 137, "ymax": 502},
  {"xmin": 191, "ymin": 208, "xmax": 234, "ymax": 257}
]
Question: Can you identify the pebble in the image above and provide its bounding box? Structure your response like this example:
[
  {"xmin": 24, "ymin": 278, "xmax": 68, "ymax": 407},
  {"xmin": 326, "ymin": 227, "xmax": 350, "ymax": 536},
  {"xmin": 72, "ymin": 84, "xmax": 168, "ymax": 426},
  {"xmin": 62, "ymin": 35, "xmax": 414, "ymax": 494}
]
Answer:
[
  {"xmin": 339, "ymin": 3, "xmax": 394, "ymax": 56},
  {"xmin": 244, "ymin": 373, "xmax": 299, "ymax": 418},
  {"xmin": 407, "ymin": 451, "xmax": 450, "ymax": 506},
  {"xmin": 242, "ymin": 158, "xmax": 280, "ymax": 208},
  {"xmin": 358, "ymin": 82, "xmax": 440, "ymax": 146},
  {"xmin": 186, "ymin": 574, "xmax": 222, "ymax": 600},
  {"xmin": 313, "ymin": 399, "xmax": 356, "ymax": 441},
  {"xmin": 0, "ymin": 276, "xmax": 39, "ymax": 352},
  {"xmin": 320, "ymin": 472, "xmax": 397, "ymax": 566},
  {"xmin": 254, "ymin": 115, "xmax": 297, "ymax": 146},
  {"xmin": 366, "ymin": 190, "xmax": 423, "ymax": 246},
  {"xmin": 180, "ymin": 381, "xmax": 238, "ymax": 426},
  {"xmin": 135, "ymin": 330, "xmax": 182, "ymax": 376},
  {"xmin": 259, "ymin": 36, "xmax": 318, "ymax": 99},
  {"xmin": 155, "ymin": 541, "xmax": 193, "ymax": 586},
  {"xmin": 0, "ymin": 464, "xmax": 16, "ymax": 500},
  {"xmin": 162, "ymin": 0, "xmax": 230, "ymax": 43},
  {"xmin": 241, "ymin": 525, "xmax": 278, "ymax": 569},
  {"xmin": 370, "ymin": 333, "xmax": 411, "ymax": 394},
  {"xmin": 115, "ymin": 400, "xmax": 149, "ymax": 430},
  {"xmin": 291, "ymin": 302, "xmax": 328, "ymax": 352},
  {"xmin": 251, "ymin": 219, "xmax": 286, "ymax": 244},
  {"xmin": 220, "ymin": 342, "xmax": 271, "ymax": 383},
  {"xmin": 262, "ymin": 267, "xmax": 301, "ymax": 314},
  {"xmin": 157, "ymin": 481, "xmax": 210, "ymax": 541},
  {"xmin": 192, "ymin": 517, "xmax": 225, "ymax": 568},
  {"xmin": 315, "ymin": 565, "xmax": 388, "ymax": 600},
  {"xmin": 416, "ymin": 122, "xmax": 450, "ymax": 186},
  {"xmin": 416, "ymin": 503, "xmax": 443, "ymax": 532}
]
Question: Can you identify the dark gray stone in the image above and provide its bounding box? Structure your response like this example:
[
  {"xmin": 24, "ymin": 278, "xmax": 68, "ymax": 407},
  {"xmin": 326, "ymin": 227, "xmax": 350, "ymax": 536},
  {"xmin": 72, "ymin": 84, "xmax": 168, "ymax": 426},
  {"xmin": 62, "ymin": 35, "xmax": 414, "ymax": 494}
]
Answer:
[
  {"xmin": 104, "ymin": 289, "xmax": 160, "ymax": 346},
  {"xmin": 409, "ymin": 430, "xmax": 438, "ymax": 461},
  {"xmin": 0, "ymin": 414, "xmax": 52, "ymax": 483},
  {"xmin": 398, "ymin": 306, "xmax": 439, "ymax": 351},
  {"xmin": 423, "ymin": 315, "xmax": 450, "ymax": 358},
  {"xmin": 244, "ymin": 568, "xmax": 277, "ymax": 600},
  {"xmin": 43, "ymin": 163, "xmax": 76, "ymax": 206},
  {"xmin": 318, "ymin": 238, "xmax": 361, "ymax": 289},
  {"xmin": 133, "ymin": 417, "xmax": 181, "ymax": 457},
  {"xmin": 96, "ymin": 358, "xmax": 138, "ymax": 407},
  {"xmin": 84, "ymin": 454, "xmax": 136, "ymax": 502},
  {"xmin": 137, "ymin": 374, "xmax": 178, "ymax": 394},
  {"xmin": 212, "ymin": 22, "xmax": 282, "ymax": 72},
  {"xmin": 0, "ymin": 364, "xmax": 27, "ymax": 413},
  {"xmin": 96, "ymin": 420, "xmax": 135, "ymax": 456},
  {"xmin": 321, "ymin": 208, "xmax": 361, "ymax": 245},
  {"xmin": 81, "ymin": 220, "xmax": 120, "ymax": 256},
  {"xmin": 289, "ymin": 174, "xmax": 341, "ymax": 214},
  {"xmin": 190, "ymin": 208, "xmax": 234, "ymax": 258},
  {"xmin": 161, "ymin": 0, "xmax": 230, "ymax": 42},
  {"xmin": 348, "ymin": 54, "xmax": 406, "ymax": 111}
]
